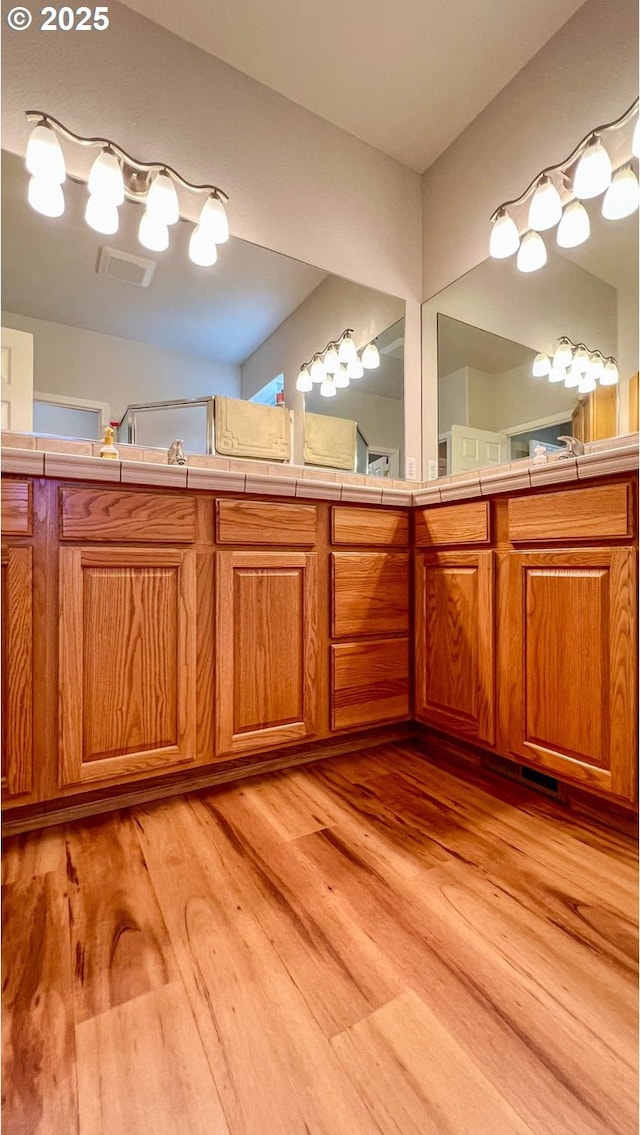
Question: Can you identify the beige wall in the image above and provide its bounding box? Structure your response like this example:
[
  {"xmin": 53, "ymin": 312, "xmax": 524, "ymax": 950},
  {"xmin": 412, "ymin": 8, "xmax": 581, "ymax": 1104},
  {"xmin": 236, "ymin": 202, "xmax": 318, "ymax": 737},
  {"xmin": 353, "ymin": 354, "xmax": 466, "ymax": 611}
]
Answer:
[
  {"xmin": 2, "ymin": 311, "xmax": 240, "ymax": 423},
  {"xmin": 2, "ymin": 0, "xmax": 423, "ymax": 474}
]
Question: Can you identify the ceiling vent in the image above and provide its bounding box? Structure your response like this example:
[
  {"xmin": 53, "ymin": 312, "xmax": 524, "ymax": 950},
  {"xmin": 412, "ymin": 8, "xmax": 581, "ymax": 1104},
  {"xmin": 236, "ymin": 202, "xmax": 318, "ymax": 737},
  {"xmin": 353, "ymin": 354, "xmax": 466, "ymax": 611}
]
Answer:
[{"xmin": 97, "ymin": 246, "xmax": 156, "ymax": 288}]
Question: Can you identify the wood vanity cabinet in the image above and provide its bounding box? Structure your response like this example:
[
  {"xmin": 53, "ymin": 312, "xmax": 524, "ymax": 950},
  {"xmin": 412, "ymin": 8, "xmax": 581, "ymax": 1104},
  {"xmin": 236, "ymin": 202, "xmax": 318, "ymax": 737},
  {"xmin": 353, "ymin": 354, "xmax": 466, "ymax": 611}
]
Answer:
[{"xmin": 1, "ymin": 545, "xmax": 33, "ymax": 798}]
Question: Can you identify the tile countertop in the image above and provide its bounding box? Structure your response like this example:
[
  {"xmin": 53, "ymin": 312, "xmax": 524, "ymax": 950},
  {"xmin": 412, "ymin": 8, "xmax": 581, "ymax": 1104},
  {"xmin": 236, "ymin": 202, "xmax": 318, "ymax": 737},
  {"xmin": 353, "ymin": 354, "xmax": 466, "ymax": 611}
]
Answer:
[{"xmin": 1, "ymin": 432, "xmax": 638, "ymax": 507}]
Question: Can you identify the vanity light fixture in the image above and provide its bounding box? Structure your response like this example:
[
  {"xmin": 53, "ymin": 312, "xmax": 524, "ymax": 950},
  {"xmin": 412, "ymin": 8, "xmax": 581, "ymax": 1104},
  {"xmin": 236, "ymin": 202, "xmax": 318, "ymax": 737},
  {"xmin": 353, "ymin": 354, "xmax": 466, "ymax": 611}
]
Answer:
[
  {"xmin": 489, "ymin": 99, "xmax": 639, "ymax": 270},
  {"xmin": 533, "ymin": 337, "xmax": 618, "ymax": 390},
  {"xmin": 295, "ymin": 329, "xmax": 378, "ymax": 393},
  {"xmin": 24, "ymin": 112, "xmax": 230, "ymax": 269},
  {"xmin": 532, "ymin": 352, "xmax": 551, "ymax": 377}
]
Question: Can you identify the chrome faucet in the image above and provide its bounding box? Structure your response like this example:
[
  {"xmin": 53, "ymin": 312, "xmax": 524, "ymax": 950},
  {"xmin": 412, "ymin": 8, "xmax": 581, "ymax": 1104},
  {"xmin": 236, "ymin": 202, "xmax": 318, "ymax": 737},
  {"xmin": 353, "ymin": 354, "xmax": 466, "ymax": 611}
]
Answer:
[
  {"xmin": 557, "ymin": 435, "xmax": 585, "ymax": 458},
  {"xmin": 167, "ymin": 439, "xmax": 186, "ymax": 465}
]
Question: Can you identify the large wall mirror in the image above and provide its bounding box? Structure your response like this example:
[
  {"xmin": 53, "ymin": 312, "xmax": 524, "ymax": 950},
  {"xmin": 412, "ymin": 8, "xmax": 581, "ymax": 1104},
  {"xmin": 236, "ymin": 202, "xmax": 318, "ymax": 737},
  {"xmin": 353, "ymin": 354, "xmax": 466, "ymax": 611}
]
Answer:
[
  {"xmin": 2, "ymin": 147, "xmax": 405, "ymax": 475},
  {"xmin": 422, "ymin": 181, "xmax": 638, "ymax": 477}
]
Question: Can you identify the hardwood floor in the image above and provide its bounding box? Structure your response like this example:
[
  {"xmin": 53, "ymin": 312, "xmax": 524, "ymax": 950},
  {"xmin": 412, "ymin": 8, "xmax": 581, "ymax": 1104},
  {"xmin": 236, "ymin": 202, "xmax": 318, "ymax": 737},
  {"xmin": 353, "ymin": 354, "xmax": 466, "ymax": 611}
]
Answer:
[{"xmin": 2, "ymin": 743, "xmax": 638, "ymax": 1134}]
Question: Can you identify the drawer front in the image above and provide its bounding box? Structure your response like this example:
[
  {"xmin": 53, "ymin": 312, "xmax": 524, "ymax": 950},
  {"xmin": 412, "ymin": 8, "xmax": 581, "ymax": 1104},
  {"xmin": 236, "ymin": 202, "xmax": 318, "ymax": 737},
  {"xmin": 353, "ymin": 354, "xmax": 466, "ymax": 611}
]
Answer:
[
  {"xmin": 331, "ymin": 506, "xmax": 409, "ymax": 547},
  {"xmin": 508, "ymin": 482, "xmax": 632, "ymax": 543},
  {"xmin": 60, "ymin": 488, "xmax": 196, "ymax": 542},
  {"xmin": 415, "ymin": 500, "xmax": 490, "ymax": 547},
  {"xmin": 216, "ymin": 500, "xmax": 317, "ymax": 545},
  {"xmin": 332, "ymin": 552, "xmax": 409, "ymax": 638},
  {"xmin": 1, "ymin": 480, "xmax": 32, "ymax": 536},
  {"xmin": 331, "ymin": 638, "xmax": 409, "ymax": 730}
]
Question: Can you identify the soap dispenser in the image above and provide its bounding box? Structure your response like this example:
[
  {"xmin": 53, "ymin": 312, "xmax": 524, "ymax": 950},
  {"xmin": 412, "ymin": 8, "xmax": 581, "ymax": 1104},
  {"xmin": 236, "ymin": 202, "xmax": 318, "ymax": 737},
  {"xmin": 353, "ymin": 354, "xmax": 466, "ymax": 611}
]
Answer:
[{"xmin": 99, "ymin": 426, "xmax": 119, "ymax": 459}]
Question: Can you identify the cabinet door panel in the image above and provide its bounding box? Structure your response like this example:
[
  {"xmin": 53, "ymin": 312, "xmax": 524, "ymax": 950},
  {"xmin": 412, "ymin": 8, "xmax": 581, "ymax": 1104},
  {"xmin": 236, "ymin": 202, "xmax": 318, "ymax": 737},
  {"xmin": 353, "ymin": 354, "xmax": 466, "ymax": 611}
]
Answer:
[
  {"xmin": 415, "ymin": 552, "xmax": 495, "ymax": 744},
  {"xmin": 331, "ymin": 638, "xmax": 409, "ymax": 730},
  {"xmin": 59, "ymin": 548, "xmax": 197, "ymax": 786},
  {"xmin": 1, "ymin": 546, "xmax": 33, "ymax": 796},
  {"xmin": 507, "ymin": 549, "xmax": 636, "ymax": 800},
  {"xmin": 332, "ymin": 552, "xmax": 409, "ymax": 638},
  {"xmin": 216, "ymin": 552, "xmax": 317, "ymax": 755}
]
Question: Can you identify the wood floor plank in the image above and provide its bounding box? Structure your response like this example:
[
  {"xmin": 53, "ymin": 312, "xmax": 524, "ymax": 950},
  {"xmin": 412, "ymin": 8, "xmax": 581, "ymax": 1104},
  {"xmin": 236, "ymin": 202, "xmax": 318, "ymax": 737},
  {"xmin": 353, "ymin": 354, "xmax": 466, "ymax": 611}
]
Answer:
[
  {"xmin": 75, "ymin": 981, "xmax": 230, "ymax": 1135},
  {"xmin": 2, "ymin": 825, "xmax": 66, "ymax": 885},
  {"xmin": 134, "ymin": 796, "xmax": 382, "ymax": 1135},
  {"xmin": 65, "ymin": 813, "xmax": 179, "ymax": 1023},
  {"xmin": 231, "ymin": 771, "xmax": 341, "ymax": 841},
  {"xmin": 331, "ymin": 989, "xmax": 534, "ymax": 1135},
  {"xmin": 2, "ymin": 870, "xmax": 78, "ymax": 1135}
]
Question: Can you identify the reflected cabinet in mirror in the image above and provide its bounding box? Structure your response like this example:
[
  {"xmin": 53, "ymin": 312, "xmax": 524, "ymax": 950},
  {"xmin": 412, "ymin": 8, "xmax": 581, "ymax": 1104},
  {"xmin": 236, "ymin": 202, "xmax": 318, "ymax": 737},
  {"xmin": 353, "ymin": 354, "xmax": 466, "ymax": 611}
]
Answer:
[
  {"xmin": 1, "ymin": 144, "xmax": 405, "ymax": 475},
  {"xmin": 423, "ymin": 190, "xmax": 638, "ymax": 477}
]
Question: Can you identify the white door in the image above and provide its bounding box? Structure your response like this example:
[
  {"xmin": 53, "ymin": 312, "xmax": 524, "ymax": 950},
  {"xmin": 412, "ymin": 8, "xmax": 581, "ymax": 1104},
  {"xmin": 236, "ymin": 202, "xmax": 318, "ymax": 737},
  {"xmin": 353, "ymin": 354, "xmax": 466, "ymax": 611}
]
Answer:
[
  {"xmin": 1, "ymin": 327, "xmax": 34, "ymax": 433},
  {"xmin": 450, "ymin": 424, "xmax": 509, "ymax": 474}
]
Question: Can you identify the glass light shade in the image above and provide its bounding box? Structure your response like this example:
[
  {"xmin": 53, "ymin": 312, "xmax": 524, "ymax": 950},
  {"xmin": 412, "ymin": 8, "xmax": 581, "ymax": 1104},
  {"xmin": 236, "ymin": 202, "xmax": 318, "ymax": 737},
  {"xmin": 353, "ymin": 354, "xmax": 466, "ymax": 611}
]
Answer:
[
  {"xmin": 532, "ymin": 352, "xmax": 551, "ymax": 377},
  {"xmin": 88, "ymin": 150, "xmax": 124, "ymax": 206},
  {"xmin": 26, "ymin": 123, "xmax": 66, "ymax": 184},
  {"xmin": 578, "ymin": 375, "xmax": 597, "ymax": 394},
  {"xmin": 573, "ymin": 137, "xmax": 612, "ymax": 199},
  {"xmin": 573, "ymin": 347, "xmax": 590, "ymax": 375},
  {"xmin": 489, "ymin": 209, "xmax": 520, "ymax": 258},
  {"xmin": 347, "ymin": 358, "xmax": 364, "ymax": 379},
  {"xmin": 633, "ymin": 118, "xmax": 640, "ymax": 159},
  {"xmin": 334, "ymin": 366, "xmax": 350, "ymax": 389},
  {"xmin": 146, "ymin": 172, "xmax": 180, "ymax": 225},
  {"xmin": 557, "ymin": 200, "xmax": 590, "ymax": 248},
  {"xmin": 602, "ymin": 167, "xmax": 639, "ymax": 220},
  {"xmin": 198, "ymin": 195, "xmax": 229, "ymax": 243},
  {"xmin": 310, "ymin": 357, "xmax": 325, "ymax": 383},
  {"xmin": 324, "ymin": 346, "xmax": 340, "ymax": 374},
  {"xmin": 564, "ymin": 369, "xmax": 581, "ymax": 388},
  {"xmin": 548, "ymin": 366, "xmax": 567, "ymax": 383},
  {"xmin": 85, "ymin": 193, "xmax": 119, "ymax": 235},
  {"xmin": 338, "ymin": 335, "xmax": 357, "ymax": 364},
  {"xmin": 361, "ymin": 342, "xmax": 380, "ymax": 369},
  {"xmin": 27, "ymin": 176, "xmax": 64, "ymax": 218},
  {"xmin": 320, "ymin": 377, "xmax": 336, "ymax": 398},
  {"xmin": 516, "ymin": 230, "xmax": 547, "ymax": 273},
  {"xmin": 600, "ymin": 360, "xmax": 619, "ymax": 385},
  {"xmin": 296, "ymin": 367, "xmax": 312, "ymax": 392},
  {"xmin": 527, "ymin": 176, "xmax": 562, "ymax": 231},
  {"xmin": 553, "ymin": 340, "xmax": 573, "ymax": 369},
  {"xmin": 188, "ymin": 224, "xmax": 218, "ymax": 266},
  {"xmin": 587, "ymin": 352, "xmax": 605, "ymax": 381},
  {"xmin": 138, "ymin": 210, "xmax": 169, "ymax": 252}
]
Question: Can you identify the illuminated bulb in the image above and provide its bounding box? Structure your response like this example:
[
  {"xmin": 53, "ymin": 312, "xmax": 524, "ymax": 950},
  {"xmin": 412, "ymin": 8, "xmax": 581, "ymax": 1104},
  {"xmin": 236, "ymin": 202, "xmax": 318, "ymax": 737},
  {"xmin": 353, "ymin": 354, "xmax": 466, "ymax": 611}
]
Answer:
[
  {"xmin": 188, "ymin": 224, "xmax": 218, "ymax": 266},
  {"xmin": 88, "ymin": 150, "xmax": 124, "ymax": 206},
  {"xmin": 334, "ymin": 366, "xmax": 350, "ymax": 389},
  {"xmin": 516, "ymin": 230, "xmax": 546, "ymax": 273},
  {"xmin": 310, "ymin": 357, "xmax": 325, "ymax": 383},
  {"xmin": 573, "ymin": 346, "xmax": 590, "ymax": 375},
  {"xmin": 320, "ymin": 377, "xmax": 336, "ymax": 398},
  {"xmin": 532, "ymin": 353, "xmax": 551, "ymax": 377},
  {"xmin": 564, "ymin": 368, "xmax": 581, "ymax": 388},
  {"xmin": 633, "ymin": 118, "xmax": 640, "ymax": 159},
  {"xmin": 26, "ymin": 122, "xmax": 66, "ymax": 183},
  {"xmin": 323, "ymin": 345, "xmax": 340, "ymax": 374},
  {"xmin": 548, "ymin": 366, "xmax": 567, "ymax": 383},
  {"xmin": 347, "ymin": 357, "xmax": 364, "ymax": 379},
  {"xmin": 146, "ymin": 172, "xmax": 179, "ymax": 225},
  {"xmin": 361, "ymin": 342, "xmax": 380, "ymax": 368},
  {"xmin": 198, "ymin": 195, "xmax": 229, "ymax": 243},
  {"xmin": 578, "ymin": 375, "xmax": 597, "ymax": 394},
  {"xmin": 296, "ymin": 367, "xmax": 312, "ymax": 393},
  {"xmin": 489, "ymin": 209, "xmax": 520, "ymax": 258},
  {"xmin": 587, "ymin": 352, "xmax": 605, "ymax": 381},
  {"xmin": 553, "ymin": 339, "xmax": 573, "ymax": 369},
  {"xmin": 85, "ymin": 193, "xmax": 118, "ymax": 235},
  {"xmin": 557, "ymin": 200, "xmax": 590, "ymax": 248},
  {"xmin": 338, "ymin": 334, "xmax": 357, "ymax": 364},
  {"xmin": 138, "ymin": 210, "xmax": 169, "ymax": 252},
  {"xmin": 573, "ymin": 136, "xmax": 612, "ymax": 199},
  {"xmin": 602, "ymin": 166, "xmax": 639, "ymax": 220},
  {"xmin": 28, "ymin": 175, "xmax": 64, "ymax": 217},
  {"xmin": 528, "ymin": 176, "xmax": 562, "ymax": 231},
  {"xmin": 600, "ymin": 359, "xmax": 619, "ymax": 386}
]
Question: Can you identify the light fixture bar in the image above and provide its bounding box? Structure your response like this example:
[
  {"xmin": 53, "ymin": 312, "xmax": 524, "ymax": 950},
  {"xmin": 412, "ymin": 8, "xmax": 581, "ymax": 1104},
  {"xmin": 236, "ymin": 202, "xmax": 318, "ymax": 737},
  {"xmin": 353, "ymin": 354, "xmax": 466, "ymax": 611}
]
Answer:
[{"xmin": 297, "ymin": 328, "xmax": 354, "ymax": 374}]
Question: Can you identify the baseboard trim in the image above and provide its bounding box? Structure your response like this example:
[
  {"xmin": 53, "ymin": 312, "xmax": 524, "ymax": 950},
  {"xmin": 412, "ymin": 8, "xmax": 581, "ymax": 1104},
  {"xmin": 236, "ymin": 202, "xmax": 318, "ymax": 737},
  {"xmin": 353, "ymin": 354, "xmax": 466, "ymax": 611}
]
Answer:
[{"xmin": 2, "ymin": 724, "xmax": 413, "ymax": 836}]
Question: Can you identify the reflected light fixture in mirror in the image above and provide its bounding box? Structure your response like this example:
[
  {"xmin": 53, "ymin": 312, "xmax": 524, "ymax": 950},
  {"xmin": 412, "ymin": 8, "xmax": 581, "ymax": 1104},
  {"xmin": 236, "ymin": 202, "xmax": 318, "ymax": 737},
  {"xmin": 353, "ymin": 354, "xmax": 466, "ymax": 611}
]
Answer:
[
  {"xmin": 295, "ymin": 329, "xmax": 379, "ymax": 394},
  {"xmin": 532, "ymin": 336, "xmax": 618, "ymax": 394},
  {"xmin": 24, "ymin": 111, "xmax": 230, "ymax": 269},
  {"xmin": 489, "ymin": 99, "xmax": 639, "ymax": 272}
]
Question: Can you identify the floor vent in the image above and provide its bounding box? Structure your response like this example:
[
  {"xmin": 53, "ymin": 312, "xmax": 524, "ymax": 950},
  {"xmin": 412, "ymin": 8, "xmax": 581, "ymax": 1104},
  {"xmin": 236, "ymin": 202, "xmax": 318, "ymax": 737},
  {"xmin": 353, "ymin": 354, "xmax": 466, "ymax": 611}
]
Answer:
[{"xmin": 483, "ymin": 755, "xmax": 563, "ymax": 799}]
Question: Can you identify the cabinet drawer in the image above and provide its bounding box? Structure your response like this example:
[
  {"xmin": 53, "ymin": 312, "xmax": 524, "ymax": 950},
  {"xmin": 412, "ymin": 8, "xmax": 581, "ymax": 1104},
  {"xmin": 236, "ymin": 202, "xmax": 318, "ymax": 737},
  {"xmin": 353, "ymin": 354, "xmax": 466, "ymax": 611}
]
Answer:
[
  {"xmin": 1, "ymin": 480, "xmax": 32, "ymax": 536},
  {"xmin": 415, "ymin": 500, "xmax": 490, "ymax": 547},
  {"xmin": 331, "ymin": 638, "xmax": 409, "ymax": 730},
  {"xmin": 508, "ymin": 482, "xmax": 632, "ymax": 543},
  {"xmin": 332, "ymin": 552, "xmax": 409, "ymax": 637},
  {"xmin": 331, "ymin": 506, "xmax": 409, "ymax": 546},
  {"xmin": 216, "ymin": 500, "xmax": 317, "ymax": 545},
  {"xmin": 60, "ymin": 488, "xmax": 196, "ymax": 542}
]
